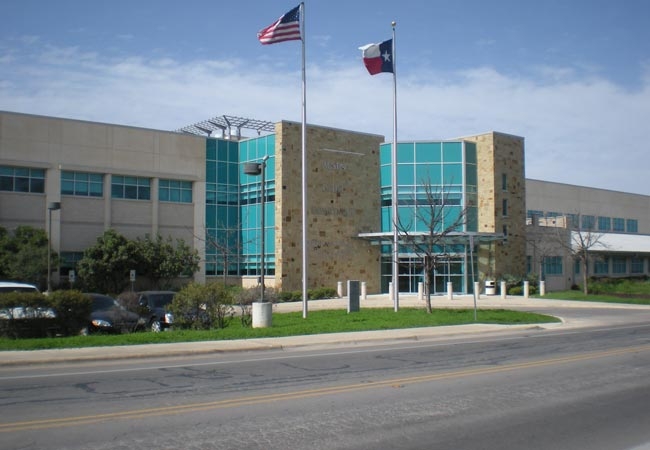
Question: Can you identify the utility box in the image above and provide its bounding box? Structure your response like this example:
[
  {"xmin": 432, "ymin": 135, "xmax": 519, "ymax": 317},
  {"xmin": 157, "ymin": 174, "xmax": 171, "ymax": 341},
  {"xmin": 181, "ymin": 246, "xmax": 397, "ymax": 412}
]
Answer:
[
  {"xmin": 347, "ymin": 280, "xmax": 360, "ymax": 313},
  {"xmin": 485, "ymin": 280, "xmax": 496, "ymax": 295}
]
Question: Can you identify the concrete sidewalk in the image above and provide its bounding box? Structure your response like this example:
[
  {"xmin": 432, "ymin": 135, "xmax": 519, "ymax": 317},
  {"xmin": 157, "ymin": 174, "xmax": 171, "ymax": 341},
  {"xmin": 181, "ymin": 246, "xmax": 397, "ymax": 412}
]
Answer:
[{"xmin": 1, "ymin": 294, "xmax": 644, "ymax": 366}]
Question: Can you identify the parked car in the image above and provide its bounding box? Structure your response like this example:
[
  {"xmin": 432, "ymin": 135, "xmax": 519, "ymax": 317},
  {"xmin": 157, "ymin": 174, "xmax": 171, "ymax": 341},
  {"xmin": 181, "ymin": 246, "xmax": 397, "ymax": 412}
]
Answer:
[
  {"xmin": 0, "ymin": 281, "xmax": 55, "ymax": 319},
  {"xmin": 82, "ymin": 293, "xmax": 141, "ymax": 334},
  {"xmin": 0, "ymin": 281, "xmax": 57, "ymax": 337},
  {"xmin": 136, "ymin": 291, "xmax": 175, "ymax": 332}
]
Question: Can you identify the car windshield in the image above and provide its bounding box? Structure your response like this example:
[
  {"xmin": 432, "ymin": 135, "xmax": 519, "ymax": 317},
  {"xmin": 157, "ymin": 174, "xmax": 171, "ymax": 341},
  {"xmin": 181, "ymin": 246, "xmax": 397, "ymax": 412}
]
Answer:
[{"xmin": 149, "ymin": 293, "xmax": 174, "ymax": 308}]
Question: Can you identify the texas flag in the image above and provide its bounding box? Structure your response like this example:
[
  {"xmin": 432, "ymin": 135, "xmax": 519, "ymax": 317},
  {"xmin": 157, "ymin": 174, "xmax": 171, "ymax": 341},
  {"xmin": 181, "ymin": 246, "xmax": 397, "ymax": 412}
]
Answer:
[{"xmin": 359, "ymin": 39, "xmax": 393, "ymax": 75}]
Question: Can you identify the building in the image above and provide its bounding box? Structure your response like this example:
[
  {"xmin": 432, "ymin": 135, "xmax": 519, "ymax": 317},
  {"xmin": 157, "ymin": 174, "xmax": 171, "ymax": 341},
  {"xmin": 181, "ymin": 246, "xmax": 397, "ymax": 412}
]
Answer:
[
  {"xmin": 1, "ymin": 110, "xmax": 648, "ymax": 293},
  {"xmin": 526, "ymin": 179, "xmax": 650, "ymax": 290}
]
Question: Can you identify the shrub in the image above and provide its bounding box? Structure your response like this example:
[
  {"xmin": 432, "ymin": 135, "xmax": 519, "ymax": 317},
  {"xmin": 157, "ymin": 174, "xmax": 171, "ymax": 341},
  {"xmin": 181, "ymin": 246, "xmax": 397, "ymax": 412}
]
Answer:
[
  {"xmin": 49, "ymin": 290, "xmax": 92, "ymax": 336},
  {"xmin": 309, "ymin": 287, "xmax": 337, "ymax": 300},
  {"xmin": 171, "ymin": 282, "xmax": 234, "ymax": 330}
]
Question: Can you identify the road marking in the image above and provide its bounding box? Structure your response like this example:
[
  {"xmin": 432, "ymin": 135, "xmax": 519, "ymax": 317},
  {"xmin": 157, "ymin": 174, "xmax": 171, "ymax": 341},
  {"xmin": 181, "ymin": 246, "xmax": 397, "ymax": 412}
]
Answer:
[
  {"xmin": 3, "ymin": 323, "xmax": 649, "ymax": 380},
  {"xmin": 2, "ymin": 343, "xmax": 649, "ymax": 433}
]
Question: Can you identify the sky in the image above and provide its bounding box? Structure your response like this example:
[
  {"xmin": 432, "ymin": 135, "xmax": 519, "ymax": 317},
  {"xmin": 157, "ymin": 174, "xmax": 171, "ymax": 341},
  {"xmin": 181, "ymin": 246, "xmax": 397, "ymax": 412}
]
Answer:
[{"xmin": 1, "ymin": 0, "xmax": 649, "ymax": 195}]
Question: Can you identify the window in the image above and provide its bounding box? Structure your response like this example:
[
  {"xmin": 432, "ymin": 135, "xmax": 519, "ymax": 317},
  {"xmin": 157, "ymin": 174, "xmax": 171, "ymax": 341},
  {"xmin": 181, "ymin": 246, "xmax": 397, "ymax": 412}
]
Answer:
[
  {"xmin": 501, "ymin": 173, "xmax": 507, "ymax": 191},
  {"xmin": 61, "ymin": 171, "xmax": 103, "ymax": 197},
  {"xmin": 594, "ymin": 257, "xmax": 609, "ymax": 275},
  {"xmin": 111, "ymin": 175, "xmax": 151, "ymax": 200},
  {"xmin": 626, "ymin": 219, "xmax": 638, "ymax": 233},
  {"xmin": 612, "ymin": 256, "xmax": 627, "ymax": 274},
  {"xmin": 502, "ymin": 198, "xmax": 508, "ymax": 216},
  {"xmin": 0, "ymin": 166, "xmax": 45, "ymax": 193},
  {"xmin": 581, "ymin": 215, "xmax": 595, "ymax": 230},
  {"xmin": 613, "ymin": 218, "xmax": 625, "ymax": 232},
  {"xmin": 159, "ymin": 179, "xmax": 192, "ymax": 203},
  {"xmin": 543, "ymin": 256, "xmax": 563, "ymax": 275},
  {"xmin": 597, "ymin": 216, "xmax": 611, "ymax": 231},
  {"xmin": 630, "ymin": 257, "xmax": 644, "ymax": 274}
]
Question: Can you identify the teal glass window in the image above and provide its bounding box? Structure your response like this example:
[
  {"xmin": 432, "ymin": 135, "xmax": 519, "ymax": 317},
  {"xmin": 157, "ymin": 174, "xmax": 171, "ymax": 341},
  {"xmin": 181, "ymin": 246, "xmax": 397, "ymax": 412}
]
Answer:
[
  {"xmin": 612, "ymin": 256, "xmax": 626, "ymax": 274},
  {"xmin": 415, "ymin": 142, "xmax": 441, "ymax": 163},
  {"xmin": 465, "ymin": 164, "xmax": 477, "ymax": 187},
  {"xmin": 397, "ymin": 164, "xmax": 414, "ymax": 185},
  {"xmin": 380, "ymin": 143, "xmax": 392, "ymax": 165},
  {"xmin": 415, "ymin": 164, "xmax": 441, "ymax": 185},
  {"xmin": 594, "ymin": 257, "xmax": 609, "ymax": 275},
  {"xmin": 631, "ymin": 257, "xmax": 644, "ymax": 273},
  {"xmin": 159, "ymin": 179, "xmax": 192, "ymax": 203},
  {"xmin": 396, "ymin": 142, "xmax": 414, "ymax": 163},
  {"xmin": 111, "ymin": 175, "xmax": 151, "ymax": 200},
  {"xmin": 0, "ymin": 166, "xmax": 45, "ymax": 193},
  {"xmin": 465, "ymin": 142, "xmax": 477, "ymax": 164},
  {"xmin": 581, "ymin": 215, "xmax": 595, "ymax": 230},
  {"xmin": 61, "ymin": 171, "xmax": 103, "ymax": 197},
  {"xmin": 613, "ymin": 218, "xmax": 625, "ymax": 232},
  {"xmin": 598, "ymin": 216, "xmax": 611, "ymax": 231},
  {"xmin": 442, "ymin": 142, "xmax": 462, "ymax": 162},
  {"xmin": 442, "ymin": 164, "xmax": 463, "ymax": 184},
  {"xmin": 626, "ymin": 219, "xmax": 638, "ymax": 233},
  {"xmin": 543, "ymin": 256, "xmax": 563, "ymax": 275}
]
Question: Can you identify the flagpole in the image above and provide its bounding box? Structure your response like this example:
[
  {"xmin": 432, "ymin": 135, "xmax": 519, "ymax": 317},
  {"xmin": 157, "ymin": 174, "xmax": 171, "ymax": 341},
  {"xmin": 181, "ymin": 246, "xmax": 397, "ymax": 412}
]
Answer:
[
  {"xmin": 300, "ymin": 2, "xmax": 309, "ymax": 319},
  {"xmin": 391, "ymin": 22, "xmax": 399, "ymax": 312}
]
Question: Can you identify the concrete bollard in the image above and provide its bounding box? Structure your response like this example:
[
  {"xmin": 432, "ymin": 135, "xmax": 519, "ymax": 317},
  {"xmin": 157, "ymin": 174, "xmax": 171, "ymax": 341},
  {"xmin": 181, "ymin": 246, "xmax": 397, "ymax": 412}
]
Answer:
[
  {"xmin": 524, "ymin": 280, "xmax": 530, "ymax": 299},
  {"xmin": 418, "ymin": 282, "xmax": 424, "ymax": 300},
  {"xmin": 388, "ymin": 281, "xmax": 393, "ymax": 300},
  {"xmin": 447, "ymin": 281, "xmax": 453, "ymax": 300},
  {"xmin": 361, "ymin": 281, "xmax": 367, "ymax": 300},
  {"xmin": 252, "ymin": 302, "xmax": 272, "ymax": 328},
  {"xmin": 337, "ymin": 281, "xmax": 343, "ymax": 298},
  {"xmin": 500, "ymin": 281, "xmax": 507, "ymax": 299},
  {"xmin": 474, "ymin": 281, "xmax": 480, "ymax": 299},
  {"xmin": 540, "ymin": 280, "xmax": 546, "ymax": 297}
]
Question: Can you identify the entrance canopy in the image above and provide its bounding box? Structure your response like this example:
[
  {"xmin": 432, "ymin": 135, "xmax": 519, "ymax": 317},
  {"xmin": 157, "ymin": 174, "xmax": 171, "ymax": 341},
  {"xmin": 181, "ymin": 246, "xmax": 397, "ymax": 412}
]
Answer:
[{"xmin": 357, "ymin": 231, "xmax": 505, "ymax": 247}]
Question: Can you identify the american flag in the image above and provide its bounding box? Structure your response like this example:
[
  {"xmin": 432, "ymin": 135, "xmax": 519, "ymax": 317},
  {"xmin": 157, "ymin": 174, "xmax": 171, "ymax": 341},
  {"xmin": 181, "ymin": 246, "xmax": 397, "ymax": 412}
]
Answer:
[{"xmin": 257, "ymin": 5, "xmax": 302, "ymax": 45}]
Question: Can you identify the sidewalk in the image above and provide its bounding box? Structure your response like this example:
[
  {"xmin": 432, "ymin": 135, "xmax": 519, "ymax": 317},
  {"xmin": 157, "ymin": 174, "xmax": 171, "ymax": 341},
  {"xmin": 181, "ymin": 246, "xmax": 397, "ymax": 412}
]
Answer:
[{"xmin": 1, "ymin": 294, "xmax": 644, "ymax": 366}]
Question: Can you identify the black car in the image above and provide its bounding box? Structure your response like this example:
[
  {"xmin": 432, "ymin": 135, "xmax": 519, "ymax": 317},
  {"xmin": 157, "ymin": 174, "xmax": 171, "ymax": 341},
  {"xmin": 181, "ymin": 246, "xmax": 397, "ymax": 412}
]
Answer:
[
  {"xmin": 82, "ymin": 293, "xmax": 141, "ymax": 334},
  {"xmin": 136, "ymin": 291, "xmax": 175, "ymax": 332}
]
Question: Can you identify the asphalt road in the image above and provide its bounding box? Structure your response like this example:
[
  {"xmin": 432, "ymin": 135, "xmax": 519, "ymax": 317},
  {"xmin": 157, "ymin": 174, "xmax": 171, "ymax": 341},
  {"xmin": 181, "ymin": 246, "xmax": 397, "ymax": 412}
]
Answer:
[{"xmin": 1, "ymin": 315, "xmax": 649, "ymax": 449}]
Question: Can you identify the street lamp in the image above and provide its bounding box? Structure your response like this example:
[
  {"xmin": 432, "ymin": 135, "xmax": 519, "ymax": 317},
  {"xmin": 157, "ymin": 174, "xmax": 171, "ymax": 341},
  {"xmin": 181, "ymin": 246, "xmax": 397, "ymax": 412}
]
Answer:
[
  {"xmin": 244, "ymin": 155, "xmax": 269, "ymax": 303},
  {"xmin": 47, "ymin": 202, "xmax": 61, "ymax": 293}
]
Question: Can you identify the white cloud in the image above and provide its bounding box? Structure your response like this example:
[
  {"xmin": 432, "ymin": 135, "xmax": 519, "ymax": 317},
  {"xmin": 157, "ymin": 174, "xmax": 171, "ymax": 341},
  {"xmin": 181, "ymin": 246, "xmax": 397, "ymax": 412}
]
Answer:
[{"xmin": 1, "ymin": 43, "xmax": 648, "ymax": 195}]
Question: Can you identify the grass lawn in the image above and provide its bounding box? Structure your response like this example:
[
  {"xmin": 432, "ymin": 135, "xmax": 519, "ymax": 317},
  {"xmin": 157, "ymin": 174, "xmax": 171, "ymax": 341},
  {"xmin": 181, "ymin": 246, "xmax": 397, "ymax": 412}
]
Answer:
[
  {"xmin": 0, "ymin": 307, "xmax": 558, "ymax": 351},
  {"xmin": 536, "ymin": 291, "xmax": 650, "ymax": 305}
]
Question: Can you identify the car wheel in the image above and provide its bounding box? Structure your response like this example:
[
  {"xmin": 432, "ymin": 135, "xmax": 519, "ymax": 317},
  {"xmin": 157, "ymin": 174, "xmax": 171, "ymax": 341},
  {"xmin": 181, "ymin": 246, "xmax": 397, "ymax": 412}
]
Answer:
[{"xmin": 150, "ymin": 320, "xmax": 162, "ymax": 333}]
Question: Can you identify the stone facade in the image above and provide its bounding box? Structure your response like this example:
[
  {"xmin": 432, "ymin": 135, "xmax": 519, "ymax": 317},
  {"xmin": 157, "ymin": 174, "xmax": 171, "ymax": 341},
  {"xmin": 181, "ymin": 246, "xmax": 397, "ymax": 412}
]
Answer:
[
  {"xmin": 274, "ymin": 121, "xmax": 384, "ymax": 293},
  {"xmin": 461, "ymin": 132, "xmax": 527, "ymax": 280}
]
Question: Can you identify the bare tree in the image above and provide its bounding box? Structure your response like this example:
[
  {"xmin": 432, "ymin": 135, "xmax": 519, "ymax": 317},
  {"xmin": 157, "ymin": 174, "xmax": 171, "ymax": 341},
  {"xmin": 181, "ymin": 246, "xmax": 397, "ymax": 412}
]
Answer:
[
  {"xmin": 194, "ymin": 219, "xmax": 254, "ymax": 286},
  {"xmin": 552, "ymin": 214, "xmax": 606, "ymax": 295},
  {"xmin": 396, "ymin": 178, "xmax": 469, "ymax": 314}
]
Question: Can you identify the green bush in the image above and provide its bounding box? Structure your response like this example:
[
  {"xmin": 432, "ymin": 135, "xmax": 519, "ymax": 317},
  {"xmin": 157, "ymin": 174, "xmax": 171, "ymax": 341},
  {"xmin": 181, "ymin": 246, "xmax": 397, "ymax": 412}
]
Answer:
[
  {"xmin": 49, "ymin": 290, "xmax": 92, "ymax": 336},
  {"xmin": 277, "ymin": 288, "xmax": 337, "ymax": 302},
  {"xmin": 171, "ymin": 282, "xmax": 234, "ymax": 330},
  {"xmin": 309, "ymin": 287, "xmax": 337, "ymax": 300}
]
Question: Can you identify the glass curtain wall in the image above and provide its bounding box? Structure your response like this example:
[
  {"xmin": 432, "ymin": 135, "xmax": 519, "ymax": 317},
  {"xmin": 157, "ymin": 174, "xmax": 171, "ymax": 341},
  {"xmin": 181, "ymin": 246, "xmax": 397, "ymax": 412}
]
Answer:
[
  {"xmin": 204, "ymin": 135, "xmax": 276, "ymax": 277},
  {"xmin": 379, "ymin": 141, "xmax": 478, "ymax": 294}
]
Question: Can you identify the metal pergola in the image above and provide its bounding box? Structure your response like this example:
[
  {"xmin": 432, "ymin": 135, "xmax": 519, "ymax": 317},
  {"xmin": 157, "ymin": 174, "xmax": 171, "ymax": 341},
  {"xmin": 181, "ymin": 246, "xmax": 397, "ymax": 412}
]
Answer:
[{"xmin": 176, "ymin": 115, "xmax": 276, "ymax": 140}]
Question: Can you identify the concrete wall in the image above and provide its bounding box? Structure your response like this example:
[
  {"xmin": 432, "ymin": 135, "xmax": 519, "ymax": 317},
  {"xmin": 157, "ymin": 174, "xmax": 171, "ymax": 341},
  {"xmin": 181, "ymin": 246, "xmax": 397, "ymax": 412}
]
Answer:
[
  {"xmin": 527, "ymin": 179, "xmax": 650, "ymax": 234},
  {"xmin": 0, "ymin": 111, "xmax": 207, "ymax": 283},
  {"xmin": 275, "ymin": 121, "xmax": 384, "ymax": 293}
]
